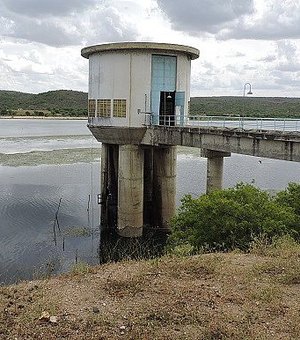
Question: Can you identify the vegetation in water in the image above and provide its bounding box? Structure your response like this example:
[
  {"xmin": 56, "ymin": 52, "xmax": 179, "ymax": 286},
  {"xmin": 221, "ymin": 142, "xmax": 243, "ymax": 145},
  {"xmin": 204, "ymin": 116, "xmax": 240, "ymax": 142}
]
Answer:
[
  {"xmin": 168, "ymin": 183, "xmax": 300, "ymax": 252},
  {"xmin": 0, "ymin": 147, "xmax": 100, "ymax": 167}
]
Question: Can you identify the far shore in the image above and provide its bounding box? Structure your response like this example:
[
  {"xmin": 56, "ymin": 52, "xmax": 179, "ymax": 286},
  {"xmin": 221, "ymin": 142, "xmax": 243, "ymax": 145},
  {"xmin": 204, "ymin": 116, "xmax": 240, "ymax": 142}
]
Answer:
[{"xmin": 0, "ymin": 116, "xmax": 87, "ymax": 120}]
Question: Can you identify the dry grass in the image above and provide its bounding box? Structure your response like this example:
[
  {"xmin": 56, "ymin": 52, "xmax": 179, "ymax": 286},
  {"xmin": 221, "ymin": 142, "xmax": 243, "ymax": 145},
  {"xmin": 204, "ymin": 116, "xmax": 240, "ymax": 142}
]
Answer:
[{"xmin": 0, "ymin": 241, "xmax": 299, "ymax": 339}]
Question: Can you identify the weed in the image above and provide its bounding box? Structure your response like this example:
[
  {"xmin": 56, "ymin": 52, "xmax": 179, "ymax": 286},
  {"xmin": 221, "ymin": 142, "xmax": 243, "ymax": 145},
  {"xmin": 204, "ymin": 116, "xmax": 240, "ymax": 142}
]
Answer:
[
  {"xmin": 250, "ymin": 235, "xmax": 300, "ymax": 258},
  {"xmin": 251, "ymin": 285, "xmax": 282, "ymax": 303},
  {"xmin": 63, "ymin": 226, "xmax": 93, "ymax": 238},
  {"xmin": 168, "ymin": 243, "xmax": 195, "ymax": 257},
  {"xmin": 70, "ymin": 262, "xmax": 93, "ymax": 275}
]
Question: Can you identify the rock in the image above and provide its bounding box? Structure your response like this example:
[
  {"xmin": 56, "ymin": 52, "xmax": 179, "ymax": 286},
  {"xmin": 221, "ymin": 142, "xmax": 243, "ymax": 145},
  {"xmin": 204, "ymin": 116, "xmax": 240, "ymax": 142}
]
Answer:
[
  {"xmin": 39, "ymin": 311, "xmax": 50, "ymax": 322},
  {"xmin": 92, "ymin": 307, "xmax": 100, "ymax": 313},
  {"xmin": 49, "ymin": 316, "xmax": 58, "ymax": 324}
]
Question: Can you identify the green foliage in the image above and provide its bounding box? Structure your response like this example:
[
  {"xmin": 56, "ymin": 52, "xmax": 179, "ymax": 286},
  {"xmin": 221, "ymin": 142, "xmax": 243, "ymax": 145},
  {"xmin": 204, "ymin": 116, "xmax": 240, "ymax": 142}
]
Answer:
[
  {"xmin": 1, "ymin": 91, "xmax": 300, "ymax": 118},
  {"xmin": 0, "ymin": 90, "xmax": 88, "ymax": 117},
  {"xmin": 169, "ymin": 183, "xmax": 299, "ymax": 252},
  {"xmin": 190, "ymin": 97, "xmax": 300, "ymax": 118},
  {"xmin": 275, "ymin": 182, "xmax": 300, "ymax": 217}
]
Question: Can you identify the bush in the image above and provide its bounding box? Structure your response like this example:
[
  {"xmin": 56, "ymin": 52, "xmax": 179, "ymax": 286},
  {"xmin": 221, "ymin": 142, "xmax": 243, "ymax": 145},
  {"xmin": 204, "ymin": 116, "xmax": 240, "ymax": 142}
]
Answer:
[
  {"xmin": 169, "ymin": 183, "xmax": 299, "ymax": 252},
  {"xmin": 276, "ymin": 182, "xmax": 300, "ymax": 217}
]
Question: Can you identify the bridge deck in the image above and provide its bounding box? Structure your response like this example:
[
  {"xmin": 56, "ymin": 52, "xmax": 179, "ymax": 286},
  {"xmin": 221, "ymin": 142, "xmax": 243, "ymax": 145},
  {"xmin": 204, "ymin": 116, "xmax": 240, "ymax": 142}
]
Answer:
[{"xmin": 88, "ymin": 115, "xmax": 300, "ymax": 162}]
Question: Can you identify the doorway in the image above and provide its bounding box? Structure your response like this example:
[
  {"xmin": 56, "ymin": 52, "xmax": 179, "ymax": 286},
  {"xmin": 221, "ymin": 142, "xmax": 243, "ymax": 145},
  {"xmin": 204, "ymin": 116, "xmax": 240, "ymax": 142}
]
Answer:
[{"xmin": 159, "ymin": 91, "xmax": 175, "ymax": 126}]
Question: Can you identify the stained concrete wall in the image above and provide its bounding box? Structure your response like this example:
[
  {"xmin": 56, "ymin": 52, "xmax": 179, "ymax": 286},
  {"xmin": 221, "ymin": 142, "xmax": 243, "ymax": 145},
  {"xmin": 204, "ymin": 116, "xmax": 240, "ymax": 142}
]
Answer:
[
  {"xmin": 201, "ymin": 150, "xmax": 231, "ymax": 193},
  {"xmin": 85, "ymin": 42, "xmax": 199, "ymax": 128},
  {"xmin": 153, "ymin": 146, "xmax": 177, "ymax": 229},
  {"xmin": 90, "ymin": 126, "xmax": 300, "ymax": 162},
  {"xmin": 118, "ymin": 145, "xmax": 144, "ymax": 237},
  {"xmin": 141, "ymin": 126, "xmax": 300, "ymax": 162},
  {"xmin": 88, "ymin": 51, "xmax": 193, "ymax": 128}
]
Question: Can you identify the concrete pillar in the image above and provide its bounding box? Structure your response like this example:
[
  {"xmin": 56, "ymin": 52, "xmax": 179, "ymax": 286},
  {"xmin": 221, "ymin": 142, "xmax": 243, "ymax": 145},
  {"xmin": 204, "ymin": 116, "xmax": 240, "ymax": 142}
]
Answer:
[
  {"xmin": 118, "ymin": 145, "xmax": 144, "ymax": 237},
  {"xmin": 107, "ymin": 145, "xmax": 119, "ymax": 229},
  {"xmin": 100, "ymin": 143, "xmax": 109, "ymax": 229},
  {"xmin": 202, "ymin": 149, "xmax": 231, "ymax": 194},
  {"xmin": 100, "ymin": 144, "xmax": 119, "ymax": 229},
  {"xmin": 153, "ymin": 146, "xmax": 177, "ymax": 229},
  {"xmin": 143, "ymin": 147, "xmax": 153, "ymax": 227}
]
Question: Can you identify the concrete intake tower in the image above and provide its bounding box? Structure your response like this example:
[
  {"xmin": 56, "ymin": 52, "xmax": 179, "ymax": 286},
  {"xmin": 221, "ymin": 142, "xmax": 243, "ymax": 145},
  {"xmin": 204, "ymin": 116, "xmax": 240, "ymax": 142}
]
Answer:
[{"xmin": 81, "ymin": 42, "xmax": 200, "ymax": 240}]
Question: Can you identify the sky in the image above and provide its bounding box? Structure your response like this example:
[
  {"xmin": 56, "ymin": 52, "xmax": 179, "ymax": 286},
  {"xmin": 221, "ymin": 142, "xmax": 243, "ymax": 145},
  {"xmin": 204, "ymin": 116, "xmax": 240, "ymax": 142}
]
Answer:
[{"xmin": 0, "ymin": 0, "xmax": 300, "ymax": 97}]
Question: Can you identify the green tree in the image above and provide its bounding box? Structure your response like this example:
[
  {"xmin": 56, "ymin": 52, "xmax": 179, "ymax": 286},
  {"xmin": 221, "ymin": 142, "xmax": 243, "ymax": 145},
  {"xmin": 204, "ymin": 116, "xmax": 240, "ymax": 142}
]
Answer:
[
  {"xmin": 276, "ymin": 183, "xmax": 300, "ymax": 219},
  {"xmin": 169, "ymin": 183, "xmax": 298, "ymax": 251}
]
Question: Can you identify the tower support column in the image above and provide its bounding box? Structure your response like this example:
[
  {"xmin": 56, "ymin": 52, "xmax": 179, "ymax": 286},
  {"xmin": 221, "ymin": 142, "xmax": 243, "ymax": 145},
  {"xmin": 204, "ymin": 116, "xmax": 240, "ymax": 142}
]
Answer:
[
  {"xmin": 118, "ymin": 145, "xmax": 144, "ymax": 237},
  {"xmin": 202, "ymin": 149, "xmax": 231, "ymax": 194},
  {"xmin": 153, "ymin": 146, "xmax": 177, "ymax": 229},
  {"xmin": 100, "ymin": 143, "xmax": 109, "ymax": 229}
]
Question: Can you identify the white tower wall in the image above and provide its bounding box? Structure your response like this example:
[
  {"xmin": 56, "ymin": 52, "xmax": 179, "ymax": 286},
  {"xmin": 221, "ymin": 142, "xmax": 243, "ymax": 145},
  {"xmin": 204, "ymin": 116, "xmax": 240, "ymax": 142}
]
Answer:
[{"xmin": 84, "ymin": 43, "xmax": 199, "ymax": 128}]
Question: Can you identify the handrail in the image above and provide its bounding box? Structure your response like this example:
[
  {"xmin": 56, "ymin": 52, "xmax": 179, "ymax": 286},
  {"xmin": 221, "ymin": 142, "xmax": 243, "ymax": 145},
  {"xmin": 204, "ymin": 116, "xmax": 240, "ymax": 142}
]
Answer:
[
  {"xmin": 150, "ymin": 115, "xmax": 300, "ymax": 133},
  {"xmin": 87, "ymin": 115, "xmax": 300, "ymax": 133}
]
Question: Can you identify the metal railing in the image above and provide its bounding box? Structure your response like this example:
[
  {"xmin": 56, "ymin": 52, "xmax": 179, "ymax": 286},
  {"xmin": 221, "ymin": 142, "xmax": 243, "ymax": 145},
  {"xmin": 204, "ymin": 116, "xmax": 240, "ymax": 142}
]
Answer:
[
  {"xmin": 150, "ymin": 115, "xmax": 300, "ymax": 133},
  {"xmin": 87, "ymin": 113, "xmax": 300, "ymax": 133}
]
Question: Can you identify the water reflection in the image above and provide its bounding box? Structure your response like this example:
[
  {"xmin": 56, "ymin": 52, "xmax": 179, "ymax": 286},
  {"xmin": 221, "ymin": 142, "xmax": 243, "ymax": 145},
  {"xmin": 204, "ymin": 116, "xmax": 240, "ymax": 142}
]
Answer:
[{"xmin": 0, "ymin": 164, "xmax": 100, "ymax": 284}]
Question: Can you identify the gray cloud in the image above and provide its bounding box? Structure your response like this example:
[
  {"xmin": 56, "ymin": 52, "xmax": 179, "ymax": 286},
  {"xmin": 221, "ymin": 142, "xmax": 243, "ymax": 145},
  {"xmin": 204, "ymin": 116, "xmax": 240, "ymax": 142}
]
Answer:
[
  {"xmin": 273, "ymin": 72, "xmax": 300, "ymax": 88},
  {"xmin": 276, "ymin": 41, "xmax": 300, "ymax": 73},
  {"xmin": 1, "ymin": 0, "xmax": 96, "ymax": 17},
  {"xmin": 85, "ymin": 6, "xmax": 139, "ymax": 45},
  {"xmin": 6, "ymin": 19, "xmax": 81, "ymax": 47},
  {"xmin": 258, "ymin": 55, "xmax": 277, "ymax": 63},
  {"xmin": 0, "ymin": 0, "xmax": 139, "ymax": 47},
  {"xmin": 218, "ymin": 1, "xmax": 300, "ymax": 40},
  {"xmin": 156, "ymin": 0, "xmax": 300, "ymax": 41},
  {"xmin": 157, "ymin": 0, "xmax": 254, "ymax": 34}
]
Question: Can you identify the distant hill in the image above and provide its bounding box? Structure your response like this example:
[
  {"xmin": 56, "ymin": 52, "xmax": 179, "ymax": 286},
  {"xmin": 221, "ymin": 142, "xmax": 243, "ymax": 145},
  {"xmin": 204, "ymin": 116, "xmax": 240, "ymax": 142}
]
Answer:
[
  {"xmin": 0, "ymin": 90, "xmax": 88, "ymax": 117},
  {"xmin": 1, "ymin": 90, "xmax": 300, "ymax": 118},
  {"xmin": 190, "ymin": 96, "xmax": 300, "ymax": 118}
]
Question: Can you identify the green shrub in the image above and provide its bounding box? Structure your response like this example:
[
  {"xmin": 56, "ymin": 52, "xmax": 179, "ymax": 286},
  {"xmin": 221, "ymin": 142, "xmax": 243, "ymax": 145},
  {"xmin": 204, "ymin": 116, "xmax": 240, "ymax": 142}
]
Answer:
[
  {"xmin": 169, "ymin": 183, "xmax": 299, "ymax": 252},
  {"xmin": 276, "ymin": 182, "xmax": 300, "ymax": 217}
]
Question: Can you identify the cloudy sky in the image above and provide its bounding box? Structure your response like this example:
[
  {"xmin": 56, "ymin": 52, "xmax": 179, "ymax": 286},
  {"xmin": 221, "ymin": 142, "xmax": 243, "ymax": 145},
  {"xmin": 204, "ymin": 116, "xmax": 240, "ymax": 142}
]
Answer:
[{"xmin": 0, "ymin": 0, "xmax": 300, "ymax": 97}]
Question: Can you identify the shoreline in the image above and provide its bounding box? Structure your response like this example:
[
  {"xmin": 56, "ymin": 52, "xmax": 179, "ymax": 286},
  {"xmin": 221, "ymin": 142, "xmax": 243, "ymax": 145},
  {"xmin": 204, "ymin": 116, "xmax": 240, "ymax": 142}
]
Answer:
[{"xmin": 0, "ymin": 116, "xmax": 87, "ymax": 120}]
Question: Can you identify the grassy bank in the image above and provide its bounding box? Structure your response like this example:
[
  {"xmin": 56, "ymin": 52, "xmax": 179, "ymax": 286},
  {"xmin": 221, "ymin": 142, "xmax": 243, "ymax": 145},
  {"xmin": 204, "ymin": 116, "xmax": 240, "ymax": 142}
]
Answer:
[{"xmin": 1, "ymin": 238, "xmax": 299, "ymax": 339}]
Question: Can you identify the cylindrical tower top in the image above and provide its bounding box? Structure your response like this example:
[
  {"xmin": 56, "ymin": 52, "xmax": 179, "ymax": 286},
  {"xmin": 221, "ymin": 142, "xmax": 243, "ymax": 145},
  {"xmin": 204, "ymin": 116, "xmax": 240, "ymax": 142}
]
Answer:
[
  {"xmin": 83, "ymin": 41, "xmax": 199, "ymax": 128},
  {"xmin": 81, "ymin": 42, "xmax": 200, "ymax": 60}
]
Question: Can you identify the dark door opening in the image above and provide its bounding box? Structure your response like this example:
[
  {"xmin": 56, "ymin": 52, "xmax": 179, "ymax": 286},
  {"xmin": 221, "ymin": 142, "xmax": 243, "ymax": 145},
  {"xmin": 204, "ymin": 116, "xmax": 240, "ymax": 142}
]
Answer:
[{"xmin": 159, "ymin": 91, "xmax": 175, "ymax": 126}]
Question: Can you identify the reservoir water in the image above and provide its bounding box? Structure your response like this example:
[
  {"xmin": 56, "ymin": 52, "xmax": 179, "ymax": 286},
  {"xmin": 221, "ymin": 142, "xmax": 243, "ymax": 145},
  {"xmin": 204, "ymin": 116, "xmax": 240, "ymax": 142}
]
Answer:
[{"xmin": 0, "ymin": 118, "xmax": 299, "ymax": 284}]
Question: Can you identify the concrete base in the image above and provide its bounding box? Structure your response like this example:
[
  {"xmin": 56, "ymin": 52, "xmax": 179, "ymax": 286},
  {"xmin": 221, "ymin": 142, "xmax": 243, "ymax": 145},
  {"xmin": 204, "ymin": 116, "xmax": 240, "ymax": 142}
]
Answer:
[
  {"xmin": 100, "ymin": 143, "xmax": 108, "ymax": 229},
  {"xmin": 100, "ymin": 143, "xmax": 119, "ymax": 229},
  {"xmin": 99, "ymin": 144, "xmax": 177, "ymax": 241},
  {"xmin": 118, "ymin": 145, "xmax": 144, "ymax": 237},
  {"xmin": 202, "ymin": 149, "xmax": 231, "ymax": 194},
  {"xmin": 143, "ymin": 148, "xmax": 154, "ymax": 226},
  {"xmin": 153, "ymin": 146, "xmax": 177, "ymax": 228},
  {"xmin": 99, "ymin": 226, "xmax": 169, "ymax": 263}
]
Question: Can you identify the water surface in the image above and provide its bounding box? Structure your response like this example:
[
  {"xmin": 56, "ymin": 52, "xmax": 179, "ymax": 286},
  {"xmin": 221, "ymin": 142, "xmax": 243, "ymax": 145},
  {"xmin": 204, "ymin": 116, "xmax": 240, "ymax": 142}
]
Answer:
[{"xmin": 0, "ymin": 119, "xmax": 299, "ymax": 284}]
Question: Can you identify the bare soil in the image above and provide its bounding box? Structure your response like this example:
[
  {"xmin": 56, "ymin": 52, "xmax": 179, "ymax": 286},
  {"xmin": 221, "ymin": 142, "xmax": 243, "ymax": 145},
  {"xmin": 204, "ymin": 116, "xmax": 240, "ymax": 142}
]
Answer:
[{"xmin": 0, "ymin": 252, "xmax": 299, "ymax": 339}]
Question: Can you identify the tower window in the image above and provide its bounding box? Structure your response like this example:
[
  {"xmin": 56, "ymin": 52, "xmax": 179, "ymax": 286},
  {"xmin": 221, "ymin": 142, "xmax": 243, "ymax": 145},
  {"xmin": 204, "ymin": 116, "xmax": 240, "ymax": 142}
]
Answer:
[
  {"xmin": 113, "ymin": 99, "xmax": 126, "ymax": 118},
  {"xmin": 88, "ymin": 99, "xmax": 96, "ymax": 115},
  {"xmin": 97, "ymin": 99, "xmax": 111, "ymax": 117}
]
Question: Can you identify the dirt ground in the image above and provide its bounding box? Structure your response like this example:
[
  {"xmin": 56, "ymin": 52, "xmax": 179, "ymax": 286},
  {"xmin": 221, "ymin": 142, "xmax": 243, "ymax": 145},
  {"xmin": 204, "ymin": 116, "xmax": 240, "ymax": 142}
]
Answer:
[{"xmin": 0, "ymin": 248, "xmax": 299, "ymax": 339}]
